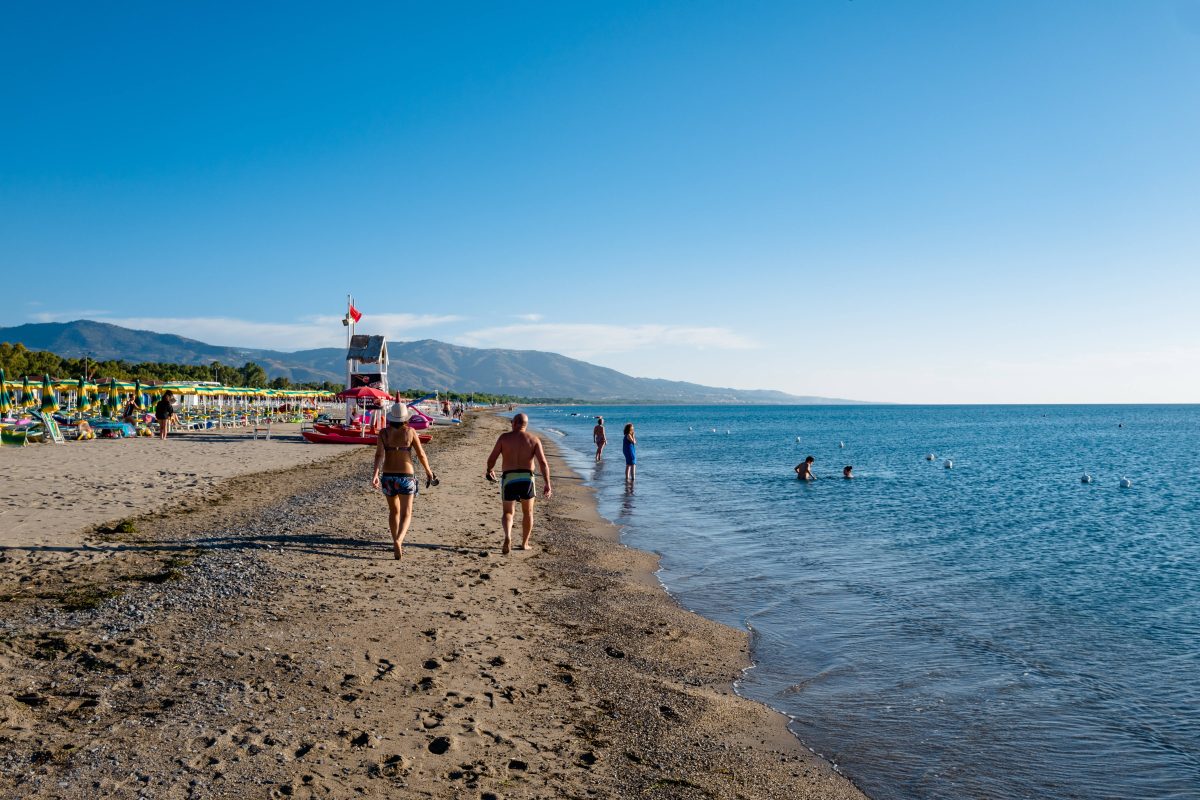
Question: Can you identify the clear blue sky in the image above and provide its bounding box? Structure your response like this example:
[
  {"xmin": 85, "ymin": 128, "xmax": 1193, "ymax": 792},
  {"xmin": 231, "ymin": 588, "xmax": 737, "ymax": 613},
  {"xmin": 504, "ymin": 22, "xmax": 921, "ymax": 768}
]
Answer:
[{"xmin": 3, "ymin": 1, "xmax": 1198, "ymax": 402}]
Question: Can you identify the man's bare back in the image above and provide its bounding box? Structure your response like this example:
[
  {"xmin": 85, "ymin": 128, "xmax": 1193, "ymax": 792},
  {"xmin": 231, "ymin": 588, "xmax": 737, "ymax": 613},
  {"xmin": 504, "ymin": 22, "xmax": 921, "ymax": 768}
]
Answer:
[
  {"xmin": 485, "ymin": 414, "xmax": 553, "ymax": 554},
  {"xmin": 493, "ymin": 430, "xmax": 542, "ymax": 472}
]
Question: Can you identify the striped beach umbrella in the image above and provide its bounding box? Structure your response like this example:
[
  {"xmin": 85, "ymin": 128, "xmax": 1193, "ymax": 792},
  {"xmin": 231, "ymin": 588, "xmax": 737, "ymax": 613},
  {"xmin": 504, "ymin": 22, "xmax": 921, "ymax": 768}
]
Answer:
[
  {"xmin": 21, "ymin": 376, "xmax": 34, "ymax": 409},
  {"xmin": 40, "ymin": 374, "xmax": 59, "ymax": 414},
  {"xmin": 106, "ymin": 378, "xmax": 121, "ymax": 418},
  {"xmin": 0, "ymin": 369, "xmax": 12, "ymax": 418},
  {"xmin": 76, "ymin": 377, "xmax": 91, "ymax": 416}
]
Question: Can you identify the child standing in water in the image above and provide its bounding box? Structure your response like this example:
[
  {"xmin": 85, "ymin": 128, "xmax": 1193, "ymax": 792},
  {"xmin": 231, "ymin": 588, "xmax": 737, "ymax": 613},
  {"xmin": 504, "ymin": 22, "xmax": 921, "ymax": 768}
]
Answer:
[
  {"xmin": 622, "ymin": 423, "xmax": 637, "ymax": 483},
  {"xmin": 593, "ymin": 417, "xmax": 607, "ymax": 462}
]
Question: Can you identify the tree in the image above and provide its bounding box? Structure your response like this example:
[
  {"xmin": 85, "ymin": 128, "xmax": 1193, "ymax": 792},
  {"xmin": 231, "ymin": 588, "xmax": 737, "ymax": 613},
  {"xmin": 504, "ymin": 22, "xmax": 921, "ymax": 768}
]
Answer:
[{"xmin": 240, "ymin": 362, "xmax": 268, "ymax": 387}]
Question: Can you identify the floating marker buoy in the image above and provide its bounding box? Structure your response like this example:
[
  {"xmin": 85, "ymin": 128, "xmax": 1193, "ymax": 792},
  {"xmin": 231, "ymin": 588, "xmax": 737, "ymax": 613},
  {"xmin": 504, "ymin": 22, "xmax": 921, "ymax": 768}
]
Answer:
[
  {"xmin": 796, "ymin": 436, "xmax": 802, "ymax": 443},
  {"xmin": 944, "ymin": 459, "xmax": 953, "ymax": 469},
  {"xmin": 839, "ymin": 441, "xmax": 845, "ymax": 448},
  {"xmin": 926, "ymin": 453, "xmax": 936, "ymax": 461},
  {"xmin": 711, "ymin": 428, "xmax": 717, "ymax": 434},
  {"xmin": 1081, "ymin": 474, "xmax": 1092, "ymax": 484},
  {"xmin": 725, "ymin": 430, "xmax": 731, "ymax": 435},
  {"xmin": 1119, "ymin": 477, "xmax": 1132, "ymax": 489}
]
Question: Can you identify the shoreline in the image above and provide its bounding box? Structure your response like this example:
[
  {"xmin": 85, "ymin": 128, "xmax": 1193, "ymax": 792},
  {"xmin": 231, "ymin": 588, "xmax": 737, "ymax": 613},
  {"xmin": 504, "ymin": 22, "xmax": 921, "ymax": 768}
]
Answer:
[
  {"xmin": 534, "ymin": 429, "xmax": 869, "ymax": 798},
  {"xmin": 535, "ymin": 424, "xmax": 870, "ymax": 797},
  {"xmin": 0, "ymin": 413, "xmax": 867, "ymax": 798}
]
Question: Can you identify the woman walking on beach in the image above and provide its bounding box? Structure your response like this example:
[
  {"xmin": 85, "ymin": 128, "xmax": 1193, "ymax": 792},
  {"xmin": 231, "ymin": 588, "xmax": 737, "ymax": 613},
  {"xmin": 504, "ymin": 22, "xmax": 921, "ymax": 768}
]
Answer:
[
  {"xmin": 593, "ymin": 417, "xmax": 607, "ymax": 462},
  {"xmin": 372, "ymin": 403, "xmax": 437, "ymax": 561},
  {"xmin": 622, "ymin": 423, "xmax": 637, "ymax": 484},
  {"xmin": 154, "ymin": 391, "xmax": 176, "ymax": 440}
]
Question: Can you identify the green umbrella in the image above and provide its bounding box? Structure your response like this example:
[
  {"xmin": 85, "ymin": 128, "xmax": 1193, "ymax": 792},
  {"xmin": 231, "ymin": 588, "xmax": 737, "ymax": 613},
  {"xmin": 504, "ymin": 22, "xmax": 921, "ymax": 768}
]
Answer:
[
  {"xmin": 40, "ymin": 374, "xmax": 59, "ymax": 415},
  {"xmin": 106, "ymin": 378, "xmax": 121, "ymax": 418},
  {"xmin": 0, "ymin": 369, "xmax": 12, "ymax": 418},
  {"xmin": 76, "ymin": 377, "xmax": 91, "ymax": 416},
  {"xmin": 21, "ymin": 376, "xmax": 34, "ymax": 409}
]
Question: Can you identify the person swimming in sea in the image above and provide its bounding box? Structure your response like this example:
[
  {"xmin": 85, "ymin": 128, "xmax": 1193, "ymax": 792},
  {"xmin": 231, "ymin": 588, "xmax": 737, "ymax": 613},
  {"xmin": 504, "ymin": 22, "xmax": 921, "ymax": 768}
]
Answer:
[
  {"xmin": 795, "ymin": 456, "xmax": 815, "ymax": 480},
  {"xmin": 843, "ymin": 465, "xmax": 853, "ymax": 479}
]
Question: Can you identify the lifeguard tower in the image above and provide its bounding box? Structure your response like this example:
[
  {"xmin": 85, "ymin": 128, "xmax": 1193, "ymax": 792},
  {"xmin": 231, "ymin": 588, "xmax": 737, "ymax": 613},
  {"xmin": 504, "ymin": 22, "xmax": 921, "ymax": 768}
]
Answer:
[{"xmin": 345, "ymin": 333, "xmax": 389, "ymax": 424}]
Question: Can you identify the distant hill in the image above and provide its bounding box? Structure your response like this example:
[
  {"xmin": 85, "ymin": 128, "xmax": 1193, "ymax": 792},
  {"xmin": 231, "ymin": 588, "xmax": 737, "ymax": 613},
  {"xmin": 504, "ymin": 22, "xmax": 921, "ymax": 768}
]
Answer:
[{"xmin": 0, "ymin": 320, "xmax": 869, "ymax": 404}]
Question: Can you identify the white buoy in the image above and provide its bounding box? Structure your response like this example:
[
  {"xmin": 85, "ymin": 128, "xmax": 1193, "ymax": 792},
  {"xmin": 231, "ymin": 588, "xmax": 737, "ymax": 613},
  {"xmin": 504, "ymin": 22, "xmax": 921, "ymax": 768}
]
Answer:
[
  {"xmin": 944, "ymin": 459, "xmax": 953, "ymax": 469},
  {"xmin": 1081, "ymin": 474, "xmax": 1093, "ymax": 484},
  {"xmin": 725, "ymin": 429, "xmax": 731, "ymax": 435},
  {"xmin": 688, "ymin": 426, "xmax": 693, "ymax": 431},
  {"xmin": 711, "ymin": 428, "xmax": 717, "ymax": 434},
  {"xmin": 1119, "ymin": 477, "xmax": 1132, "ymax": 489},
  {"xmin": 796, "ymin": 436, "xmax": 802, "ymax": 443},
  {"xmin": 839, "ymin": 441, "xmax": 845, "ymax": 448},
  {"xmin": 926, "ymin": 453, "xmax": 936, "ymax": 461}
]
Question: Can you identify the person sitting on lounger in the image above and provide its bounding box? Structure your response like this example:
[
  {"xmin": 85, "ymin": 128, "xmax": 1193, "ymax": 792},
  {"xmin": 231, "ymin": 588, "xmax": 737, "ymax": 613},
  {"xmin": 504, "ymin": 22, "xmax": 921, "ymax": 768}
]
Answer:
[{"xmin": 122, "ymin": 399, "xmax": 142, "ymax": 425}]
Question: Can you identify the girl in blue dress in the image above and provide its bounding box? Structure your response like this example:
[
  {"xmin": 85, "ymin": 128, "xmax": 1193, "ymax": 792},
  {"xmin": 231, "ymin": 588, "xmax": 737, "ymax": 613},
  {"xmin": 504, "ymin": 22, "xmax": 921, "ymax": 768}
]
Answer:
[{"xmin": 622, "ymin": 422, "xmax": 637, "ymax": 483}]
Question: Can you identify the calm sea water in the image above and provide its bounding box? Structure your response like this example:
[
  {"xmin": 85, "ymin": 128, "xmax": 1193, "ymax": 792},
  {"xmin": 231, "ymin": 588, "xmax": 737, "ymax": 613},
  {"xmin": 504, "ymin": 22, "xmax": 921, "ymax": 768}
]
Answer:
[{"xmin": 525, "ymin": 405, "xmax": 1200, "ymax": 800}]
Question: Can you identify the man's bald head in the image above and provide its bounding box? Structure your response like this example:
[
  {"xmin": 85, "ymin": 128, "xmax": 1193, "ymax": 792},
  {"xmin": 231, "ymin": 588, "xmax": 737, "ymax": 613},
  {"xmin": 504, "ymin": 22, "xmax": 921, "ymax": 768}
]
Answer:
[{"xmin": 511, "ymin": 413, "xmax": 529, "ymax": 430}]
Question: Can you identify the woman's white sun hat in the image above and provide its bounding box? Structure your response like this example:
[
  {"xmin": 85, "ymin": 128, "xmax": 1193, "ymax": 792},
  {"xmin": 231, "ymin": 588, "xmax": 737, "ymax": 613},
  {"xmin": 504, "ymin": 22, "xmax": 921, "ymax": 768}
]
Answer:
[{"xmin": 386, "ymin": 403, "xmax": 412, "ymax": 424}]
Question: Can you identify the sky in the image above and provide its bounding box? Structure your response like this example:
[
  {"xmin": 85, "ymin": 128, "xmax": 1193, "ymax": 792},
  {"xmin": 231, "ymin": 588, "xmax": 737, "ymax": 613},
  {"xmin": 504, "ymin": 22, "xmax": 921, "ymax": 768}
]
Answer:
[{"xmin": 2, "ymin": 1, "xmax": 1199, "ymax": 403}]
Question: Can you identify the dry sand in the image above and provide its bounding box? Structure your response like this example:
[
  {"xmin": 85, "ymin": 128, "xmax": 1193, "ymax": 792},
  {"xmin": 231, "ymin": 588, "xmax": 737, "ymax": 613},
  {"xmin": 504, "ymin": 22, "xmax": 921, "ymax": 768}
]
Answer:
[
  {"xmin": 0, "ymin": 423, "xmax": 356, "ymax": 552},
  {"xmin": 0, "ymin": 414, "xmax": 868, "ymax": 799}
]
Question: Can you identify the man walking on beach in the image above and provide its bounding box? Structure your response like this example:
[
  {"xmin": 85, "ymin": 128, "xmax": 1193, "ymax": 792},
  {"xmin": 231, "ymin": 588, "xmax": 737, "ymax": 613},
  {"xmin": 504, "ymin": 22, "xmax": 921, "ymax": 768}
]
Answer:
[{"xmin": 485, "ymin": 413, "xmax": 552, "ymax": 554}]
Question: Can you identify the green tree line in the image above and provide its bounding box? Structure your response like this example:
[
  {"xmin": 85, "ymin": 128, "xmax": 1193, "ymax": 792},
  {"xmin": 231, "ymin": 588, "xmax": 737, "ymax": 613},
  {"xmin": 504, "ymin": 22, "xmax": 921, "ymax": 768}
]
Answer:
[
  {"xmin": 2, "ymin": 342, "xmax": 581, "ymax": 401},
  {"xmin": 0, "ymin": 342, "xmax": 339, "ymax": 391}
]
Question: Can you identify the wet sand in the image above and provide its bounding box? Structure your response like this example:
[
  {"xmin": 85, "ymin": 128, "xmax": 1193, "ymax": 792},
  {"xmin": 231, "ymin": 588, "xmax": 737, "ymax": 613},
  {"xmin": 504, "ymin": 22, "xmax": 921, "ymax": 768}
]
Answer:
[{"xmin": 0, "ymin": 414, "xmax": 867, "ymax": 799}]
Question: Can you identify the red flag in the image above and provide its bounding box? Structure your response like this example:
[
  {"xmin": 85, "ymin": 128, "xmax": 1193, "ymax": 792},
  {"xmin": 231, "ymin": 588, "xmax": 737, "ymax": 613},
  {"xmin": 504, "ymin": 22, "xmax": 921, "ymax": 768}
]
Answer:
[{"xmin": 349, "ymin": 304, "xmax": 362, "ymax": 323}]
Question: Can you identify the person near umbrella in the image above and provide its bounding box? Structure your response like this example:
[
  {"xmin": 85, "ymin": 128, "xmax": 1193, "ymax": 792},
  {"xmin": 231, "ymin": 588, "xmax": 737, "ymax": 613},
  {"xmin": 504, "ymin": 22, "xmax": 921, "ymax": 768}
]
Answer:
[
  {"xmin": 371, "ymin": 403, "xmax": 437, "ymax": 561},
  {"xmin": 155, "ymin": 391, "xmax": 177, "ymax": 440},
  {"xmin": 122, "ymin": 396, "xmax": 142, "ymax": 425},
  {"xmin": 123, "ymin": 380, "xmax": 143, "ymax": 424}
]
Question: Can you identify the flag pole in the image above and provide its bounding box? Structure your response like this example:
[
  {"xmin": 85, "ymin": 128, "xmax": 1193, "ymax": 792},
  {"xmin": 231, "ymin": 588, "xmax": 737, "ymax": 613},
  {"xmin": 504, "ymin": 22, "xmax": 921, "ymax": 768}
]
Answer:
[{"xmin": 345, "ymin": 293, "xmax": 353, "ymax": 391}]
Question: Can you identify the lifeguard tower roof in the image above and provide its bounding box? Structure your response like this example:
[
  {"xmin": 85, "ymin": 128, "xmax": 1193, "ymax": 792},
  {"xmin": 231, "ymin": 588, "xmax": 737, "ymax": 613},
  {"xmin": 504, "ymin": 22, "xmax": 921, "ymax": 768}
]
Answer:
[{"xmin": 346, "ymin": 335, "xmax": 387, "ymax": 364}]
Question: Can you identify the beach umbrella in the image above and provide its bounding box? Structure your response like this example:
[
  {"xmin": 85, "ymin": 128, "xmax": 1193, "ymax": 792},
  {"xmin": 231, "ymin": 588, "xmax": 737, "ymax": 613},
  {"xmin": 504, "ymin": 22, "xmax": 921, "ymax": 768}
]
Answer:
[
  {"xmin": 106, "ymin": 378, "xmax": 121, "ymax": 418},
  {"xmin": 76, "ymin": 377, "xmax": 91, "ymax": 416},
  {"xmin": 337, "ymin": 386, "xmax": 392, "ymax": 401},
  {"xmin": 21, "ymin": 376, "xmax": 34, "ymax": 409},
  {"xmin": 40, "ymin": 374, "xmax": 59, "ymax": 415},
  {"xmin": 0, "ymin": 369, "xmax": 12, "ymax": 418}
]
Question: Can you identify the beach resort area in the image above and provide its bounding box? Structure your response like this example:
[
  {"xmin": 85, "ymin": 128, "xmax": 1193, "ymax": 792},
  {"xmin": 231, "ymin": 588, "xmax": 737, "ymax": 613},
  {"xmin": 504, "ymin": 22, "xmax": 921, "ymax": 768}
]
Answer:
[
  {"xmin": 0, "ymin": 395, "xmax": 865, "ymax": 799},
  {"xmin": 5, "ymin": 3, "xmax": 1199, "ymax": 798}
]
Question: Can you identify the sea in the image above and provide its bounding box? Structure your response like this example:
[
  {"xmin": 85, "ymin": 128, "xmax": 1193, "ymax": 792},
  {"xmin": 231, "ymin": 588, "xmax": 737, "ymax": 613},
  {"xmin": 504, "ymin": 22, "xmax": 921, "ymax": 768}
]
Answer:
[{"xmin": 523, "ymin": 404, "xmax": 1200, "ymax": 800}]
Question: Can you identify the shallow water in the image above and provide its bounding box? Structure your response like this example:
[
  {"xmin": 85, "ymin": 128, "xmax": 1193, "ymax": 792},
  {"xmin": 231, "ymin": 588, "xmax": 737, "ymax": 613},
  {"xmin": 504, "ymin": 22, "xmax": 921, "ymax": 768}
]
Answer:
[{"xmin": 527, "ymin": 405, "xmax": 1200, "ymax": 800}]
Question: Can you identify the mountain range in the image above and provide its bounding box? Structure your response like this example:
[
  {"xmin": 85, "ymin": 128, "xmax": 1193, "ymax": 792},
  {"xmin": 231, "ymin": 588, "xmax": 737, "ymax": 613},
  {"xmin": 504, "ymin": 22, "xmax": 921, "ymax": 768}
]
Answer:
[{"xmin": 0, "ymin": 320, "xmax": 868, "ymax": 404}]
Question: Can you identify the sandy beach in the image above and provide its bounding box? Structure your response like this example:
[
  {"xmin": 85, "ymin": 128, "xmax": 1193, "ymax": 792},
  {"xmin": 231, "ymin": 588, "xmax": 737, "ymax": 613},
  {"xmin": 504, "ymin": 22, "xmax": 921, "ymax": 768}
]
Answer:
[
  {"xmin": 0, "ymin": 413, "xmax": 867, "ymax": 799},
  {"xmin": 0, "ymin": 422, "xmax": 356, "ymax": 553}
]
